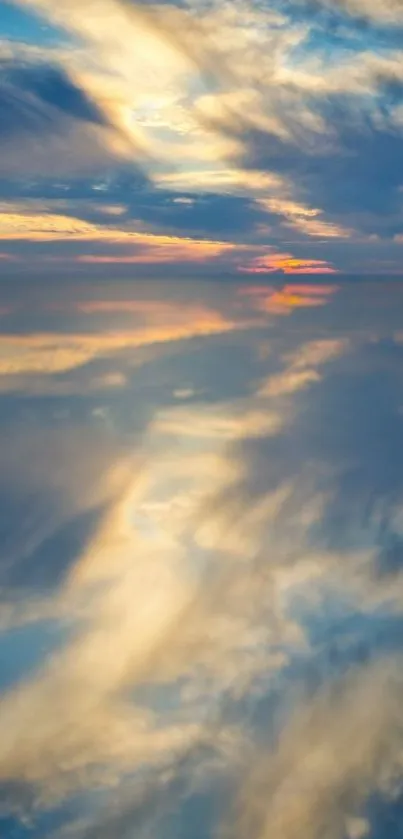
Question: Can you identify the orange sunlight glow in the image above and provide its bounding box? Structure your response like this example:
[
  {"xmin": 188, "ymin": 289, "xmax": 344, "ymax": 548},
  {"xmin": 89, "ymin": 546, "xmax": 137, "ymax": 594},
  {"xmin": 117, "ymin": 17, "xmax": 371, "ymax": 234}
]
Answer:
[
  {"xmin": 239, "ymin": 253, "xmax": 338, "ymax": 275},
  {"xmin": 237, "ymin": 282, "xmax": 339, "ymax": 315}
]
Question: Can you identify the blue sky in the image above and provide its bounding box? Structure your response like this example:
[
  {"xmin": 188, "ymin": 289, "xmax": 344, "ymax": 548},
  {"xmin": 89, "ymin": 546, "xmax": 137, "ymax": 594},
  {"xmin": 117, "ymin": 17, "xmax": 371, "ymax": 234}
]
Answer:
[{"xmin": 2, "ymin": 0, "xmax": 403, "ymax": 274}]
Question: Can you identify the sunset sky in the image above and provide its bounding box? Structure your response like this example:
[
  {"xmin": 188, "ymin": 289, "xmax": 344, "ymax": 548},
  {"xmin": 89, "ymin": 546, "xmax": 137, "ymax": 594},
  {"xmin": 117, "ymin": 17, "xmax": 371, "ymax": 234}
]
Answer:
[
  {"xmin": 2, "ymin": 3, "xmax": 403, "ymax": 839},
  {"xmin": 2, "ymin": 0, "xmax": 403, "ymax": 275}
]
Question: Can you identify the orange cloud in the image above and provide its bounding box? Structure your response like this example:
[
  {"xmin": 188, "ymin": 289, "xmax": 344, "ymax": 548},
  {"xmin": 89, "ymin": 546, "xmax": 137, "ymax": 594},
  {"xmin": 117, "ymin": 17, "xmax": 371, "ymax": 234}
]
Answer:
[
  {"xmin": 0, "ymin": 206, "xmax": 343, "ymax": 274},
  {"xmin": 76, "ymin": 233, "xmax": 234, "ymax": 264},
  {"xmin": 0, "ymin": 210, "xmax": 235, "ymax": 264},
  {"xmin": 239, "ymin": 253, "xmax": 338, "ymax": 275}
]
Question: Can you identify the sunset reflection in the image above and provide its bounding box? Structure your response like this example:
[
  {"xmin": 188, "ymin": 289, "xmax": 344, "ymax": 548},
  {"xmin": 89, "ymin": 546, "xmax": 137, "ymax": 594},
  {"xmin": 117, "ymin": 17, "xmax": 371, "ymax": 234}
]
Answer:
[{"xmin": 0, "ymin": 279, "xmax": 402, "ymax": 838}]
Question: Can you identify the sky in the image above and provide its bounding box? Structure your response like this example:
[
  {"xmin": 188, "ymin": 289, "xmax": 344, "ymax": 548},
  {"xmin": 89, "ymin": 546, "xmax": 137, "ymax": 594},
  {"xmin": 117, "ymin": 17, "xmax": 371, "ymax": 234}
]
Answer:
[
  {"xmin": 2, "ymin": 1, "xmax": 403, "ymax": 838},
  {"xmin": 2, "ymin": 0, "xmax": 403, "ymax": 274}
]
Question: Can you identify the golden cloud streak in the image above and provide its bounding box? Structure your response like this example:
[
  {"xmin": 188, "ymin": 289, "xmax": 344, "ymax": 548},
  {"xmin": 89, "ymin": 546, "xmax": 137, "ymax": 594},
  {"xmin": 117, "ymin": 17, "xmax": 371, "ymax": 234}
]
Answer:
[
  {"xmin": 0, "ymin": 206, "xmax": 341, "ymax": 272},
  {"xmin": 0, "ymin": 209, "xmax": 239, "ymax": 263},
  {"xmin": 239, "ymin": 253, "xmax": 338, "ymax": 275}
]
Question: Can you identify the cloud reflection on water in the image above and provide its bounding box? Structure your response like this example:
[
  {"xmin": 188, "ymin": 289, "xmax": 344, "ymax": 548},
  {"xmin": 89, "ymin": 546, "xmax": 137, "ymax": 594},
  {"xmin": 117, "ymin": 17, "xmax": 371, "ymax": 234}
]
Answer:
[{"xmin": 0, "ymin": 279, "xmax": 402, "ymax": 838}]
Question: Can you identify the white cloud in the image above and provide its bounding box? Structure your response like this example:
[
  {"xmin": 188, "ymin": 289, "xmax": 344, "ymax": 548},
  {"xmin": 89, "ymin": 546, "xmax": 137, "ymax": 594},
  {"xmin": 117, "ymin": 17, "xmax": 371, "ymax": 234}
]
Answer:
[
  {"xmin": 229, "ymin": 657, "xmax": 403, "ymax": 839},
  {"xmin": 152, "ymin": 402, "xmax": 284, "ymax": 440}
]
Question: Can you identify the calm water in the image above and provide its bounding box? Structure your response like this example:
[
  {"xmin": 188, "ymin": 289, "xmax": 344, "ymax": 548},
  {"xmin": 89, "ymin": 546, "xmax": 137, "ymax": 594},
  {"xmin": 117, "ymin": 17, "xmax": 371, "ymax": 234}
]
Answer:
[{"xmin": 0, "ymin": 278, "xmax": 402, "ymax": 839}]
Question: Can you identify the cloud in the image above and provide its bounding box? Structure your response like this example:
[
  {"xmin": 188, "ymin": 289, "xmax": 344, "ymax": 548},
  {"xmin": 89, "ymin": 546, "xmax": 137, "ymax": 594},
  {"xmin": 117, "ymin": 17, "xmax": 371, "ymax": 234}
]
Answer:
[
  {"xmin": 228, "ymin": 656, "xmax": 403, "ymax": 839},
  {"xmin": 0, "ymin": 61, "xmax": 107, "ymax": 133},
  {"xmin": 239, "ymin": 254, "xmax": 338, "ymax": 275},
  {"xmin": 3, "ymin": 0, "xmax": 403, "ymax": 266},
  {"xmin": 218, "ymin": 72, "xmax": 403, "ymax": 240},
  {"xmin": 0, "ymin": 56, "xmax": 126, "ymax": 175},
  {"xmin": 9, "ymin": 0, "xmax": 226, "ymax": 174},
  {"xmin": 0, "ymin": 202, "xmax": 241, "ymax": 263},
  {"xmin": 318, "ymin": 0, "xmax": 403, "ymax": 24},
  {"xmin": 257, "ymin": 198, "xmax": 352, "ymax": 240},
  {"xmin": 0, "ymin": 198, "xmax": 343, "ymax": 272}
]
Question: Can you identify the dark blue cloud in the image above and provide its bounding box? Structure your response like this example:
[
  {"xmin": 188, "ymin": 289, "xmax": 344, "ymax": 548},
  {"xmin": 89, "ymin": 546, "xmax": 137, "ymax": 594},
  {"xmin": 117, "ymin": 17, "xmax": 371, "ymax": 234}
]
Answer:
[
  {"xmin": 7, "ymin": 63, "xmax": 106, "ymax": 124},
  {"xmin": 226, "ymin": 88, "xmax": 403, "ymax": 237},
  {"xmin": 0, "ymin": 163, "xmax": 275, "ymax": 241},
  {"xmin": 0, "ymin": 497, "xmax": 103, "ymax": 592},
  {"xmin": 121, "ymin": 190, "xmax": 271, "ymax": 239},
  {"xmin": 0, "ymin": 168, "xmax": 147, "ymax": 202},
  {"xmin": 0, "ymin": 60, "xmax": 107, "ymax": 140}
]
